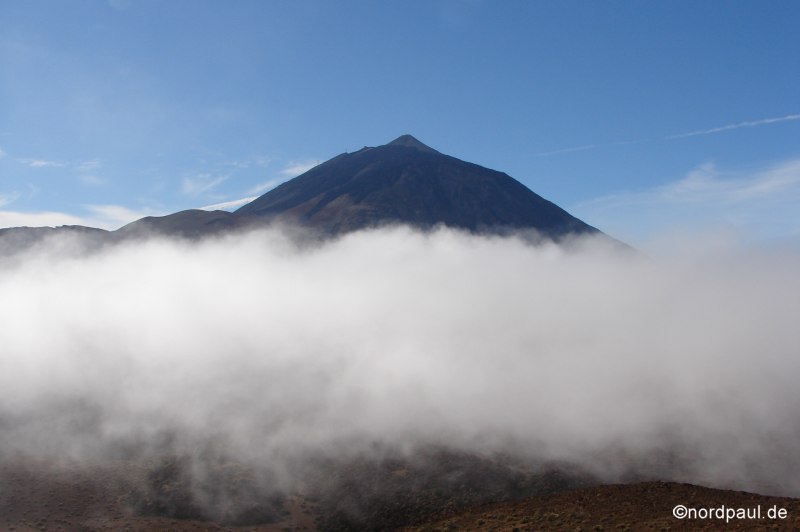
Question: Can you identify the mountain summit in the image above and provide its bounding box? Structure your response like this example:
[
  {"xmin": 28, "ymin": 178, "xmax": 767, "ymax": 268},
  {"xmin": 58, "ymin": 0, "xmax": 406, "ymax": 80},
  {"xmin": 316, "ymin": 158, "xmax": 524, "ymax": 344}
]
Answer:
[
  {"xmin": 386, "ymin": 134, "xmax": 440, "ymax": 154},
  {"xmin": 1, "ymin": 135, "xmax": 608, "ymax": 249},
  {"xmin": 235, "ymin": 134, "xmax": 599, "ymax": 238}
]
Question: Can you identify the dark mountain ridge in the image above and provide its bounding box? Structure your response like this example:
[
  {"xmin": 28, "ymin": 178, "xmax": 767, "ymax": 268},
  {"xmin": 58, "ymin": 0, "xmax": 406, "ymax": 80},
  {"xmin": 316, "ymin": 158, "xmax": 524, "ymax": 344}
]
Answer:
[
  {"xmin": 236, "ymin": 134, "xmax": 599, "ymax": 238},
  {"xmin": 1, "ymin": 135, "xmax": 609, "ymax": 250}
]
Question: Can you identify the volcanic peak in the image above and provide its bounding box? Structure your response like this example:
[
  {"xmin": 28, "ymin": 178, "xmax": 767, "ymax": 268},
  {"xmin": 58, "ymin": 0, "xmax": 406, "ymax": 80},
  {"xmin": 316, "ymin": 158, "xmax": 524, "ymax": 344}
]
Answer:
[{"xmin": 386, "ymin": 134, "xmax": 440, "ymax": 154}]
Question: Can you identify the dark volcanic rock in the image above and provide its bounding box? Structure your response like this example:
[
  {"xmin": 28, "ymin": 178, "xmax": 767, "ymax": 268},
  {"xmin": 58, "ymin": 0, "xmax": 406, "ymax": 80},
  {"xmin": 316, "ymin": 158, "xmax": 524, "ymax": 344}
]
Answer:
[
  {"xmin": 116, "ymin": 209, "xmax": 249, "ymax": 239},
  {"xmin": 1, "ymin": 135, "xmax": 611, "ymax": 245},
  {"xmin": 236, "ymin": 134, "xmax": 599, "ymax": 239},
  {"xmin": 304, "ymin": 448, "xmax": 597, "ymax": 531},
  {"xmin": 128, "ymin": 455, "xmax": 286, "ymax": 526}
]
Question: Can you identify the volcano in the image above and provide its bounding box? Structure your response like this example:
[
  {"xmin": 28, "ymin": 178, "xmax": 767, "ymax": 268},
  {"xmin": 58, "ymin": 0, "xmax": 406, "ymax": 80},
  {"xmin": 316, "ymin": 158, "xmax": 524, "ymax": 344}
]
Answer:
[
  {"xmin": 1, "ymin": 134, "xmax": 606, "ymax": 246},
  {"xmin": 234, "ymin": 134, "xmax": 599, "ymax": 238}
]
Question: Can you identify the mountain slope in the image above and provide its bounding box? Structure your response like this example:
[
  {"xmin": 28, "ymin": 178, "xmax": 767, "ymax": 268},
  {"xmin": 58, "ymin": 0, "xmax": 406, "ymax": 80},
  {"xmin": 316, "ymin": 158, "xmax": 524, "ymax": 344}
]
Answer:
[
  {"xmin": 236, "ymin": 135, "xmax": 599, "ymax": 238},
  {"xmin": 0, "ymin": 135, "xmax": 607, "ymax": 245},
  {"xmin": 117, "ymin": 209, "xmax": 245, "ymax": 239}
]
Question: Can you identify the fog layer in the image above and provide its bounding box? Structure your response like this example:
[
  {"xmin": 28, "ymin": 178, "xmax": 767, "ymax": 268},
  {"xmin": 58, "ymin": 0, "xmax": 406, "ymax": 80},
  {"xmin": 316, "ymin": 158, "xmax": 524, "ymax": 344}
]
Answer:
[{"xmin": 1, "ymin": 227, "xmax": 799, "ymax": 495}]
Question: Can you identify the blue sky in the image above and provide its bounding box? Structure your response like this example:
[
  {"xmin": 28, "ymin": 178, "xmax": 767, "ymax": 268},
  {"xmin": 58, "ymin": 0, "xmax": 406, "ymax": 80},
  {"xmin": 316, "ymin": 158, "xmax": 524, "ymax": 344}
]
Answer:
[{"xmin": 1, "ymin": 0, "xmax": 798, "ymax": 247}]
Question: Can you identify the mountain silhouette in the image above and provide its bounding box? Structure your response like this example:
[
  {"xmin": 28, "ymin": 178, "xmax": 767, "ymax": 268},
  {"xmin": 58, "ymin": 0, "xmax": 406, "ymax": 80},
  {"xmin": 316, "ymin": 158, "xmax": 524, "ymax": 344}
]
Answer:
[
  {"xmin": 235, "ymin": 134, "xmax": 599, "ymax": 238},
  {"xmin": 1, "ymin": 135, "xmax": 608, "ymax": 250}
]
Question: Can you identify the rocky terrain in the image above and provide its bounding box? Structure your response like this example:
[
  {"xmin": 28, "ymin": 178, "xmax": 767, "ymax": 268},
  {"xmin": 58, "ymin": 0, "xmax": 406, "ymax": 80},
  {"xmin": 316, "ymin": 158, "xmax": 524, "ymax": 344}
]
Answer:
[{"xmin": 3, "ymin": 456, "xmax": 799, "ymax": 531}]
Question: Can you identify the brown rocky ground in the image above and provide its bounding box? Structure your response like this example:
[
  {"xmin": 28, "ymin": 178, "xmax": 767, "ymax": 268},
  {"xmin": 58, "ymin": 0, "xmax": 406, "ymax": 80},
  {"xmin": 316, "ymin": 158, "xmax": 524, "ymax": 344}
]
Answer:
[
  {"xmin": 406, "ymin": 482, "xmax": 800, "ymax": 531},
  {"xmin": 2, "ymin": 457, "xmax": 799, "ymax": 531},
  {"xmin": 0, "ymin": 459, "xmax": 315, "ymax": 532}
]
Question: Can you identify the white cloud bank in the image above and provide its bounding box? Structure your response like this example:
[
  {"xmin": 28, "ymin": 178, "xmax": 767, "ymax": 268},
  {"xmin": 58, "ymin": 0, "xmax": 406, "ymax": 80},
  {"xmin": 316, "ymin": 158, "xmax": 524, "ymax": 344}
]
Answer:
[{"xmin": 0, "ymin": 227, "xmax": 799, "ymax": 497}]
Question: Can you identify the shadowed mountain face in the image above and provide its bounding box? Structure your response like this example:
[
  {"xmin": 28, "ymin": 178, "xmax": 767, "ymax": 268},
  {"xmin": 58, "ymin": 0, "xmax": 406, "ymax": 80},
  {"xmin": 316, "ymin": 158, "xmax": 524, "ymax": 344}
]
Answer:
[
  {"xmin": 236, "ymin": 135, "xmax": 599, "ymax": 238},
  {"xmin": 1, "ymin": 135, "xmax": 605, "ymax": 250},
  {"xmin": 116, "ymin": 209, "xmax": 244, "ymax": 239}
]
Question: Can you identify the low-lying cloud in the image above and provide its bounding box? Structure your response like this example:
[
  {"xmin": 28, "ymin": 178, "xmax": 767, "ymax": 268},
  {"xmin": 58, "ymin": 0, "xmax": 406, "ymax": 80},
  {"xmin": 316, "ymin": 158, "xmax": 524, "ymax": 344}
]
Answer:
[{"xmin": 1, "ymin": 227, "xmax": 799, "ymax": 498}]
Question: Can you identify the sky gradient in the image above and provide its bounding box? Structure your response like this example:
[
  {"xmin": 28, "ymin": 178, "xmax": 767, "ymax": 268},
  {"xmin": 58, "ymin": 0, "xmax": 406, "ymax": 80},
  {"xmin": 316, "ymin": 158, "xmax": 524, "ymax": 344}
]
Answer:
[{"xmin": 1, "ymin": 0, "xmax": 798, "ymax": 248}]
